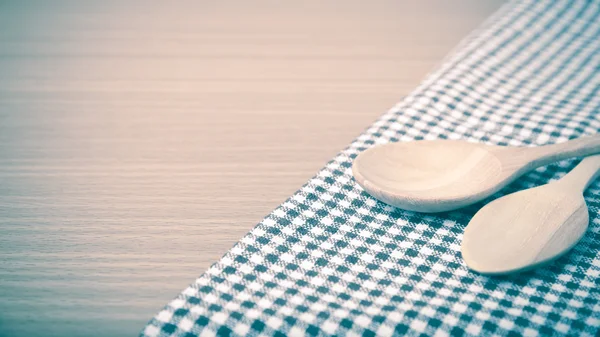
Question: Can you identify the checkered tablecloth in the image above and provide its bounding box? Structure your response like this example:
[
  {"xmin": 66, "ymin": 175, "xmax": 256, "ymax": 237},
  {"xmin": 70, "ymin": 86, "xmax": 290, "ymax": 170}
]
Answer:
[{"xmin": 142, "ymin": 0, "xmax": 600, "ymax": 336}]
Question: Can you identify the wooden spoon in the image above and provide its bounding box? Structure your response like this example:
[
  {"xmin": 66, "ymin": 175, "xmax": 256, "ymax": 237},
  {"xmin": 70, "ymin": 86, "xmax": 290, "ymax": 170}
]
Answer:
[
  {"xmin": 352, "ymin": 136, "xmax": 600, "ymax": 212},
  {"xmin": 461, "ymin": 155, "xmax": 600, "ymax": 275}
]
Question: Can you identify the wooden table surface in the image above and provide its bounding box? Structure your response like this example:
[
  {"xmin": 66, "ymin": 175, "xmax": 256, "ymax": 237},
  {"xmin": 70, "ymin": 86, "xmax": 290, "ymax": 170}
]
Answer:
[{"xmin": 0, "ymin": 1, "xmax": 503, "ymax": 336}]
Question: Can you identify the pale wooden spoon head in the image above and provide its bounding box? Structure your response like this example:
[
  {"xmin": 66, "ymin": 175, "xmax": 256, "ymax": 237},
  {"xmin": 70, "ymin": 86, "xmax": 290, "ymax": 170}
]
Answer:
[
  {"xmin": 461, "ymin": 183, "xmax": 589, "ymax": 275},
  {"xmin": 352, "ymin": 140, "xmax": 511, "ymax": 212}
]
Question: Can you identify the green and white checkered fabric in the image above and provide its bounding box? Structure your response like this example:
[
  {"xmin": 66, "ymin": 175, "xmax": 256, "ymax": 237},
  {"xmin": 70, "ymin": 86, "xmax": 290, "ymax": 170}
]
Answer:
[{"xmin": 142, "ymin": 0, "xmax": 600, "ymax": 336}]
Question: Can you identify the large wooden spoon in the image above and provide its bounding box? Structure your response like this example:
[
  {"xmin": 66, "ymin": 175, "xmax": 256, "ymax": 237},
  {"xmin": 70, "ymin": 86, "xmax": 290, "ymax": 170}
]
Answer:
[
  {"xmin": 461, "ymin": 155, "xmax": 600, "ymax": 275},
  {"xmin": 352, "ymin": 136, "xmax": 600, "ymax": 212}
]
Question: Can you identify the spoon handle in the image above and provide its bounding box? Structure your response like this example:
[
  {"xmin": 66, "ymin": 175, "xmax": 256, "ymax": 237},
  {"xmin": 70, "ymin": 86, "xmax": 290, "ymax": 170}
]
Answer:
[
  {"xmin": 557, "ymin": 155, "xmax": 600, "ymax": 192},
  {"xmin": 528, "ymin": 134, "xmax": 600, "ymax": 166}
]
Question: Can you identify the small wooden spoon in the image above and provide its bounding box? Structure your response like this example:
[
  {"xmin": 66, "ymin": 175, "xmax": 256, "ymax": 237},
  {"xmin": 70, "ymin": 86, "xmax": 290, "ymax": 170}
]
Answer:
[
  {"xmin": 352, "ymin": 136, "xmax": 600, "ymax": 212},
  {"xmin": 461, "ymin": 155, "xmax": 600, "ymax": 275}
]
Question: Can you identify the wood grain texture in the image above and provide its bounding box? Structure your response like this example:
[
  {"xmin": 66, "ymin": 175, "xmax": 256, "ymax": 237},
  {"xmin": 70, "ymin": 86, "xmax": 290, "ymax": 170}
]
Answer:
[
  {"xmin": 0, "ymin": 1, "xmax": 503, "ymax": 336},
  {"xmin": 352, "ymin": 135, "xmax": 600, "ymax": 212},
  {"xmin": 461, "ymin": 155, "xmax": 600, "ymax": 275}
]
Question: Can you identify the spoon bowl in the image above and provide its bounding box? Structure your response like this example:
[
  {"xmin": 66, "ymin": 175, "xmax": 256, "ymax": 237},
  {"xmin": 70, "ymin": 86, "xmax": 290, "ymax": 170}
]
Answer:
[
  {"xmin": 461, "ymin": 183, "xmax": 588, "ymax": 274},
  {"xmin": 353, "ymin": 141, "xmax": 507, "ymax": 212},
  {"xmin": 461, "ymin": 155, "xmax": 600, "ymax": 275}
]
